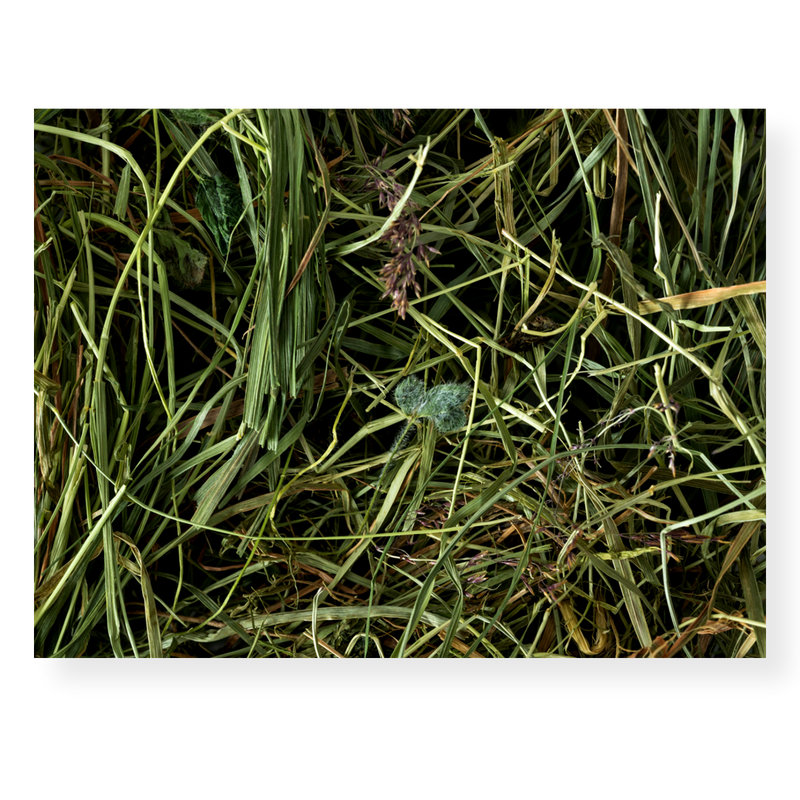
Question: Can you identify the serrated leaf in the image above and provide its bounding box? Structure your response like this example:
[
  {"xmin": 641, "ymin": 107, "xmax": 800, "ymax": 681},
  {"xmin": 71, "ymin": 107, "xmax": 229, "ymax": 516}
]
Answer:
[{"xmin": 195, "ymin": 174, "xmax": 244, "ymax": 254}]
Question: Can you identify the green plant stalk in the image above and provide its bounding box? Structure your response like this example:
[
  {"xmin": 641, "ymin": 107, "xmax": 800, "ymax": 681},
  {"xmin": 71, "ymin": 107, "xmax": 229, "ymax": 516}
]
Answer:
[
  {"xmin": 34, "ymin": 485, "xmax": 128, "ymax": 626},
  {"xmin": 39, "ymin": 110, "xmax": 244, "ymax": 409}
]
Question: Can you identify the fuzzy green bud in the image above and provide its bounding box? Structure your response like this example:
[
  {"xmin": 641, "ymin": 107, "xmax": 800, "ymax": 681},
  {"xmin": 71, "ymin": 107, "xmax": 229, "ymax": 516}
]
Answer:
[
  {"xmin": 395, "ymin": 376, "xmax": 427, "ymax": 415},
  {"xmin": 395, "ymin": 377, "xmax": 471, "ymax": 432}
]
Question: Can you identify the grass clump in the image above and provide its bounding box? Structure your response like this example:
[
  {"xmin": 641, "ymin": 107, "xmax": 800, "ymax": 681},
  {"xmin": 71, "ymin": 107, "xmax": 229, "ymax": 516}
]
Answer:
[{"xmin": 34, "ymin": 109, "xmax": 766, "ymax": 658}]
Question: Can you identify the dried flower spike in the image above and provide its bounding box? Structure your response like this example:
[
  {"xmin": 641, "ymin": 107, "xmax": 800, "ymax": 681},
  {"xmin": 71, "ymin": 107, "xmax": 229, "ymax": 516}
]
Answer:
[{"xmin": 364, "ymin": 151, "xmax": 438, "ymax": 319}]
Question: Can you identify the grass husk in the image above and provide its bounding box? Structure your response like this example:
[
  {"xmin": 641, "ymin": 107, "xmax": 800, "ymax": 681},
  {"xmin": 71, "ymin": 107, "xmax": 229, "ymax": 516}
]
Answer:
[{"xmin": 34, "ymin": 108, "xmax": 766, "ymax": 657}]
